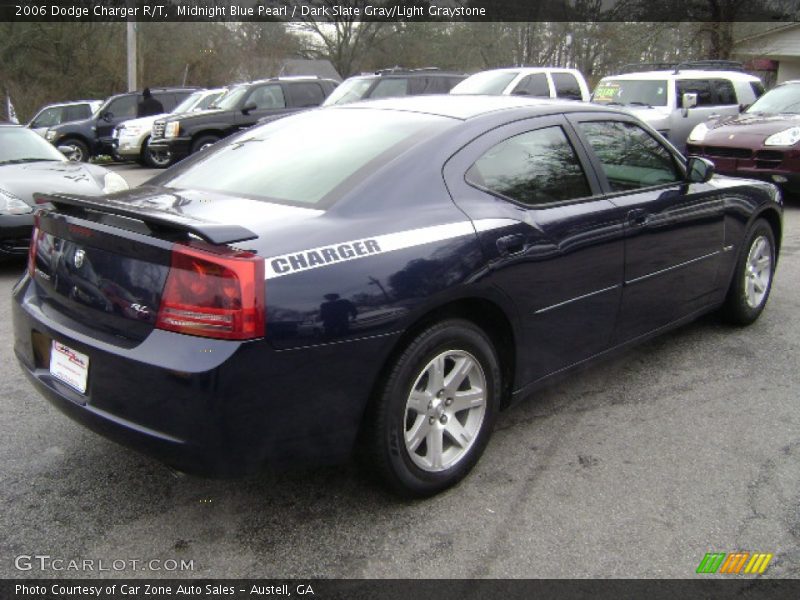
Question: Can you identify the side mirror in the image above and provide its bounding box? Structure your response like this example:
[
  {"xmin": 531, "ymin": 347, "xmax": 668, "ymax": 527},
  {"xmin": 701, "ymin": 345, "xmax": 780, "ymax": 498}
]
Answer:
[
  {"xmin": 101, "ymin": 111, "xmax": 113, "ymax": 122},
  {"xmin": 686, "ymin": 156, "xmax": 715, "ymax": 183},
  {"xmin": 241, "ymin": 103, "xmax": 257, "ymax": 115},
  {"xmin": 682, "ymin": 92, "xmax": 698, "ymax": 117},
  {"xmin": 57, "ymin": 145, "xmax": 79, "ymax": 161},
  {"xmin": 739, "ymin": 103, "xmax": 751, "ymax": 113}
]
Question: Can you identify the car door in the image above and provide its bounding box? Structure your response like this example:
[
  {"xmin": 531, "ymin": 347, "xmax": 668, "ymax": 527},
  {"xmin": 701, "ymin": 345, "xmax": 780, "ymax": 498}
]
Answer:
[
  {"xmin": 673, "ymin": 78, "xmax": 739, "ymax": 149},
  {"xmin": 235, "ymin": 84, "xmax": 288, "ymax": 128},
  {"xmin": 443, "ymin": 115, "xmax": 626, "ymax": 385},
  {"xmin": 287, "ymin": 81, "xmax": 326, "ymax": 108},
  {"xmin": 569, "ymin": 114, "xmax": 726, "ymax": 343},
  {"xmin": 97, "ymin": 95, "xmax": 138, "ymax": 141}
]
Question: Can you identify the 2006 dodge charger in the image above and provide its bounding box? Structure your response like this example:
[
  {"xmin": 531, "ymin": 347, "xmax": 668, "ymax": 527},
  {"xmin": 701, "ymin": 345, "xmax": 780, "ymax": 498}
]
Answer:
[{"xmin": 13, "ymin": 96, "xmax": 782, "ymax": 496}]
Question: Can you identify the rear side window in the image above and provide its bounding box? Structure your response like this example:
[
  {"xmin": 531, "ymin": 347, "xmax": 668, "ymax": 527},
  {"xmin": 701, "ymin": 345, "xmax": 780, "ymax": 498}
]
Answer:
[
  {"xmin": 578, "ymin": 120, "xmax": 681, "ymax": 192},
  {"xmin": 370, "ymin": 78, "xmax": 409, "ymax": 99},
  {"xmin": 246, "ymin": 85, "xmax": 286, "ymax": 109},
  {"xmin": 512, "ymin": 74, "xmax": 550, "ymax": 97},
  {"xmin": 714, "ymin": 79, "xmax": 737, "ymax": 105},
  {"xmin": 676, "ymin": 80, "xmax": 714, "ymax": 107},
  {"xmin": 63, "ymin": 104, "xmax": 91, "ymax": 121},
  {"xmin": 154, "ymin": 93, "xmax": 177, "ymax": 111},
  {"xmin": 750, "ymin": 81, "xmax": 766, "ymax": 99},
  {"xmin": 465, "ymin": 126, "xmax": 591, "ymax": 207},
  {"xmin": 289, "ymin": 82, "xmax": 325, "ymax": 107},
  {"xmin": 552, "ymin": 73, "xmax": 582, "ymax": 100},
  {"xmin": 409, "ymin": 77, "xmax": 453, "ymax": 94}
]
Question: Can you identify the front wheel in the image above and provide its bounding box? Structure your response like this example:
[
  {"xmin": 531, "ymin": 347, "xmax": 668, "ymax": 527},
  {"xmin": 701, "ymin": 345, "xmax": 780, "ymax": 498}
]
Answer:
[
  {"xmin": 62, "ymin": 138, "xmax": 89, "ymax": 162},
  {"xmin": 362, "ymin": 319, "xmax": 501, "ymax": 497},
  {"xmin": 721, "ymin": 218, "xmax": 776, "ymax": 325},
  {"xmin": 143, "ymin": 138, "xmax": 173, "ymax": 169}
]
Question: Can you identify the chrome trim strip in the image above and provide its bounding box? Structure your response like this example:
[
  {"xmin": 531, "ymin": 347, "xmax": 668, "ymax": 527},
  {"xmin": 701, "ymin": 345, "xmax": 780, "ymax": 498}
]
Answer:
[
  {"xmin": 626, "ymin": 250, "xmax": 721, "ymax": 285},
  {"xmin": 534, "ymin": 284, "xmax": 620, "ymax": 315}
]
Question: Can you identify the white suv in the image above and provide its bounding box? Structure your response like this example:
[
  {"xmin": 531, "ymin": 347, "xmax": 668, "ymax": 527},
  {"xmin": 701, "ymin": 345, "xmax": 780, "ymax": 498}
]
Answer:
[
  {"xmin": 450, "ymin": 67, "xmax": 590, "ymax": 101},
  {"xmin": 592, "ymin": 61, "xmax": 765, "ymax": 153}
]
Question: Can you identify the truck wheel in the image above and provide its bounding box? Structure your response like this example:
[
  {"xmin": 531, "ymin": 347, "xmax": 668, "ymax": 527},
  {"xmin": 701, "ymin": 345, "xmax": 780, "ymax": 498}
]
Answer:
[
  {"xmin": 191, "ymin": 135, "xmax": 220, "ymax": 155},
  {"xmin": 143, "ymin": 138, "xmax": 173, "ymax": 169},
  {"xmin": 63, "ymin": 138, "xmax": 89, "ymax": 162},
  {"xmin": 362, "ymin": 319, "xmax": 501, "ymax": 497}
]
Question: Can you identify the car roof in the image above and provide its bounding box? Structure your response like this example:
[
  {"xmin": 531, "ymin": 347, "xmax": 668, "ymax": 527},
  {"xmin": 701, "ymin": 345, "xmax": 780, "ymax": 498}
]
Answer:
[
  {"xmin": 334, "ymin": 94, "xmax": 610, "ymax": 120},
  {"xmin": 467, "ymin": 67, "xmax": 581, "ymax": 75},
  {"xmin": 603, "ymin": 70, "xmax": 760, "ymax": 82}
]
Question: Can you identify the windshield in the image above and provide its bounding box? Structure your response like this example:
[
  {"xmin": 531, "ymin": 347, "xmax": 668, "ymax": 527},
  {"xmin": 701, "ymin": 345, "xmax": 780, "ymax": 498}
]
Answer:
[
  {"xmin": 592, "ymin": 79, "xmax": 668, "ymax": 107},
  {"xmin": 323, "ymin": 78, "xmax": 374, "ymax": 106},
  {"xmin": 162, "ymin": 109, "xmax": 452, "ymax": 207},
  {"xmin": 212, "ymin": 86, "xmax": 248, "ymax": 110},
  {"xmin": 0, "ymin": 127, "xmax": 67, "ymax": 164},
  {"xmin": 195, "ymin": 90, "xmax": 224, "ymax": 110},
  {"xmin": 747, "ymin": 83, "xmax": 800, "ymax": 114},
  {"xmin": 450, "ymin": 71, "xmax": 519, "ymax": 95},
  {"xmin": 172, "ymin": 92, "xmax": 204, "ymax": 114}
]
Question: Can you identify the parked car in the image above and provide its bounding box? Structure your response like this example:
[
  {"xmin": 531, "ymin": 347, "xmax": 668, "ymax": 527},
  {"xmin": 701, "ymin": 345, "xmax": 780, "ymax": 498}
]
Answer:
[
  {"xmin": 16, "ymin": 96, "xmax": 781, "ymax": 497},
  {"xmin": 686, "ymin": 80, "xmax": 800, "ymax": 193},
  {"xmin": 592, "ymin": 60, "xmax": 764, "ymax": 153},
  {"xmin": 450, "ymin": 67, "xmax": 590, "ymax": 101},
  {"xmin": 112, "ymin": 88, "xmax": 227, "ymax": 168},
  {"xmin": 0, "ymin": 124, "xmax": 127, "ymax": 259},
  {"xmin": 44, "ymin": 87, "xmax": 198, "ymax": 162},
  {"xmin": 323, "ymin": 68, "xmax": 466, "ymax": 106},
  {"xmin": 28, "ymin": 100, "xmax": 103, "ymax": 137},
  {"xmin": 147, "ymin": 77, "xmax": 337, "ymax": 167}
]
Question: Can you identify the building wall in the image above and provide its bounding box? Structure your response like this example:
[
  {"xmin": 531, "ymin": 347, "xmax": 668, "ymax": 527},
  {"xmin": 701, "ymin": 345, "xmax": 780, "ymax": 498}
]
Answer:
[{"xmin": 777, "ymin": 59, "xmax": 800, "ymax": 83}]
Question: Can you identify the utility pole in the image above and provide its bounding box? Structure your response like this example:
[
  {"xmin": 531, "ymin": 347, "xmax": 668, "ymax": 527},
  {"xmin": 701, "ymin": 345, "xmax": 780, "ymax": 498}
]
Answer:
[{"xmin": 126, "ymin": 19, "xmax": 137, "ymax": 91}]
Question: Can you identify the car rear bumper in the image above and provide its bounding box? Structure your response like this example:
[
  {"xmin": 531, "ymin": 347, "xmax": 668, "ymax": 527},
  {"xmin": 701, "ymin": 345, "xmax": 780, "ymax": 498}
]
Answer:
[
  {"xmin": 12, "ymin": 274, "xmax": 397, "ymax": 476},
  {"xmin": 0, "ymin": 213, "xmax": 34, "ymax": 258},
  {"xmin": 148, "ymin": 137, "xmax": 191, "ymax": 161}
]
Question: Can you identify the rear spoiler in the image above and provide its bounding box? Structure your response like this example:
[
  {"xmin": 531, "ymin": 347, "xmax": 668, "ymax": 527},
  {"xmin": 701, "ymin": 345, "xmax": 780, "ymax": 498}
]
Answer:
[{"xmin": 36, "ymin": 193, "xmax": 258, "ymax": 245}]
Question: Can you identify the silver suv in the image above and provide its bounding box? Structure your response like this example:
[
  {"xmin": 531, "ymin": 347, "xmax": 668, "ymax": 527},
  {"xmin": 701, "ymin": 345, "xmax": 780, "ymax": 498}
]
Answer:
[{"xmin": 592, "ymin": 61, "xmax": 765, "ymax": 153}]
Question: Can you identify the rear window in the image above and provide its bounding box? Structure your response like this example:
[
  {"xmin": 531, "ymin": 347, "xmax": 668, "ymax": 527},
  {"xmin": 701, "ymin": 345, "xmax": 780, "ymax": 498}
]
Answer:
[
  {"xmin": 450, "ymin": 71, "xmax": 519, "ymax": 95},
  {"xmin": 162, "ymin": 109, "xmax": 452, "ymax": 207},
  {"xmin": 552, "ymin": 72, "xmax": 583, "ymax": 100}
]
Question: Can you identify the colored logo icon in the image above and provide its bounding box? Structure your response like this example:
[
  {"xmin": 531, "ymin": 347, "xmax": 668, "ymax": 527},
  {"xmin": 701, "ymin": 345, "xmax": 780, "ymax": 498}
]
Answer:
[{"xmin": 696, "ymin": 552, "xmax": 773, "ymax": 574}]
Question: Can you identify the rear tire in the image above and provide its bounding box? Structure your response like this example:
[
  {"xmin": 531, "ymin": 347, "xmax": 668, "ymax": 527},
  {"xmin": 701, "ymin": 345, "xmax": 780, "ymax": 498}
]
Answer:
[
  {"xmin": 362, "ymin": 319, "xmax": 501, "ymax": 497},
  {"xmin": 720, "ymin": 218, "xmax": 776, "ymax": 326},
  {"xmin": 191, "ymin": 134, "xmax": 220, "ymax": 155}
]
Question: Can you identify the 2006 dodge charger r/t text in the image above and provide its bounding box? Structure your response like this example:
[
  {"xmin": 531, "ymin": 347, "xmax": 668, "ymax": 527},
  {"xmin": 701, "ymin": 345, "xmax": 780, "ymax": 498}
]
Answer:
[{"xmin": 13, "ymin": 96, "xmax": 782, "ymax": 497}]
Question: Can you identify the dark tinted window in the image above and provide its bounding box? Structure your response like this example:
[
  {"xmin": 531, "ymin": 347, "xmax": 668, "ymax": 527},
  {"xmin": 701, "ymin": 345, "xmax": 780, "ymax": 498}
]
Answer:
[
  {"xmin": 370, "ymin": 78, "xmax": 409, "ymax": 99},
  {"xmin": 512, "ymin": 74, "xmax": 550, "ymax": 97},
  {"xmin": 465, "ymin": 126, "xmax": 591, "ymax": 207},
  {"xmin": 409, "ymin": 76, "xmax": 455, "ymax": 94},
  {"xmin": 153, "ymin": 93, "xmax": 175, "ymax": 111},
  {"xmin": 245, "ymin": 85, "xmax": 286, "ymax": 109},
  {"xmin": 676, "ymin": 80, "xmax": 713, "ymax": 107},
  {"xmin": 713, "ymin": 79, "xmax": 737, "ymax": 104},
  {"xmin": 751, "ymin": 81, "xmax": 766, "ymax": 99},
  {"xmin": 578, "ymin": 120, "xmax": 681, "ymax": 192},
  {"xmin": 552, "ymin": 72, "xmax": 582, "ymax": 100},
  {"xmin": 289, "ymin": 82, "xmax": 325, "ymax": 107},
  {"xmin": 106, "ymin": 95, "xmax": 138, "ymax": 119},
  {"xmin": 30, "ymin": 107, "xmax": 60, "ymax": 128},
  {"xmin": 63, "ymin": 104, "xmax": 91, "ymax": 121}
]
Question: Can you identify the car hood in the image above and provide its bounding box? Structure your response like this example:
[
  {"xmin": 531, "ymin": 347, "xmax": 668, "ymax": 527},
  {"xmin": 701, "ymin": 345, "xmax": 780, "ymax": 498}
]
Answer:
[
  {"xmin": 706, "ymin": 112, "xmax": 800, "ymax": 138},
  {"xmin": 119, "ymin": 114, "xmax": 167, "ymax": 129},
  {"xmin": 0, "ymin": 161, "xmax": 108, "ymax": 205}
]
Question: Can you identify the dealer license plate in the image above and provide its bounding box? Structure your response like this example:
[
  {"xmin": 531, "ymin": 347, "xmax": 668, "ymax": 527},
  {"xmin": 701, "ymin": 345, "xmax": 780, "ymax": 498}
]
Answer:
[{"xmin": 49, "ymin": 341, "xmax": 89, "ymax": 394}]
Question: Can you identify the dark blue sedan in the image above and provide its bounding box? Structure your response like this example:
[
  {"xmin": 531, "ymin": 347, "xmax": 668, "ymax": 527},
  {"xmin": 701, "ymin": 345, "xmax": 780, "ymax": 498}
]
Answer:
[{"xmin": 13, "ymin": 96, "xmax": 782, "ymax": 496}]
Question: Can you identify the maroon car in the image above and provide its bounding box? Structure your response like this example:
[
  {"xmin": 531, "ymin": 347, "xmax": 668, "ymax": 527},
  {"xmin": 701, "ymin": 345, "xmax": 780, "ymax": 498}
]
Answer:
[{"xmin": 686, "ymin": 80, "xmax": 800, "ymax": 192}]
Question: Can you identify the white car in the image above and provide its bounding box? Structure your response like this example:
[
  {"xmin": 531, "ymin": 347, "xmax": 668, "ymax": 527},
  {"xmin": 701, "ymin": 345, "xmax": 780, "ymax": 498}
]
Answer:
[
  {"xmin": 450, "ymin": 67, "xmax": 590, "ymax": 102},
  {"xmin": 27, "ymin": 100, "xmax": 102, "ymax": 137},
  {"xmin": 113, "ymin": 88, "xmax": 226, "ymax": 167}
]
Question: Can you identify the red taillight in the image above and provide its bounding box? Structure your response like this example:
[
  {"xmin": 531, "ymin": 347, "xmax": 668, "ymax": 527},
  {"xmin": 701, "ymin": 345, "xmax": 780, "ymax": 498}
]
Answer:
[
  {"xmin": 27, "ymin": 216, "xmax": 40, "ymax": 278},
  {"xmin": 156, "ymin": 243, "xmax": 265, "ymax": 340}
]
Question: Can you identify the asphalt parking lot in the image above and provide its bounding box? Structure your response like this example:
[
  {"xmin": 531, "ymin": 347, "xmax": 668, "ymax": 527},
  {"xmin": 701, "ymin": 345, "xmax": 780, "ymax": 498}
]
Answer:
[{"xmin": 1, "ymin": 166, "xmax": 799, "ymax": 578}]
